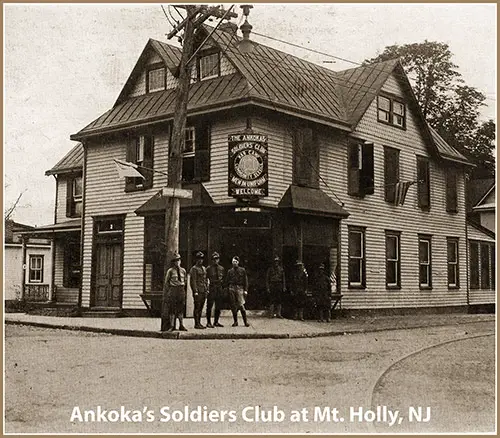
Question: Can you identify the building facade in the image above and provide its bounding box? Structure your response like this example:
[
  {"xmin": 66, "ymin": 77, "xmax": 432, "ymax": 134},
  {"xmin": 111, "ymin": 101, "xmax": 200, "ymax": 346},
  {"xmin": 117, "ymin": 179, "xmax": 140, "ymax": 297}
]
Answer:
[{"xmin": 63, "ymin": 25, "xmax": 478, "ymax": 314}]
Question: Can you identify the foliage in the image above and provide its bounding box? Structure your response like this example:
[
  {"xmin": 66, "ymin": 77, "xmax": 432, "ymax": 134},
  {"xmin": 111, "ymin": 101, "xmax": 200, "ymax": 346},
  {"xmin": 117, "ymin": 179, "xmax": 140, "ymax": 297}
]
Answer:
[{"xmin": 366, "ymin": 41, "xmax": 495, "ymax": 178}]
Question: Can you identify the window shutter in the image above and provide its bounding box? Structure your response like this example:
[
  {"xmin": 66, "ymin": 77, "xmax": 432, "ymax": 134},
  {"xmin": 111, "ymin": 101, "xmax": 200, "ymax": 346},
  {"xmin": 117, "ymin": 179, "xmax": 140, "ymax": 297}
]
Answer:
[
  {"xmin": 66, "ymin": 177, "xmax": 73, "ymax": 217},
  {"xmin": 347, "ymin": 141, "xmax": 361, "ymax": 196},
  {"xmin": 304, "ymin": 128, "xmax": 319, "ymax": 188},
  {"xmin": 417, "ymin": 157, "xmax": 430, "ymax": 208},
  {"xmin": 446, "ymin": 169, "xmax": 457, "ymax": 213},
  {"xmin": 384, "ymin": 147, "xmax": 399, "ymax": 202},
  {"xmin": 125, "ymin": 135, "xmax": 136, "ymax": 192},
  {"xmin": 143, "ymin": 136, "xmax": 154, "ymax": 189},
  {"xmin": 361, "ymin": 143, "xmax": 374, "ymax": 195},
  {"xmin": 293, "ymin": 129, "xmax": 306, "ymax": 186},
  {"xmin": 194, "ymin": 124, "xmax": 211, "ymax": 182}
]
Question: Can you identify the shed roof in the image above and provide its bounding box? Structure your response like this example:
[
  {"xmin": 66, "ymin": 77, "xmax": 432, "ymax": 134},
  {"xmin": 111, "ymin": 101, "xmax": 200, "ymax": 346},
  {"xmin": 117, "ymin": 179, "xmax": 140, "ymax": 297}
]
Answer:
[{"xmin": 45, "ymin": 143, "xmax": 84, "ymax": 175}]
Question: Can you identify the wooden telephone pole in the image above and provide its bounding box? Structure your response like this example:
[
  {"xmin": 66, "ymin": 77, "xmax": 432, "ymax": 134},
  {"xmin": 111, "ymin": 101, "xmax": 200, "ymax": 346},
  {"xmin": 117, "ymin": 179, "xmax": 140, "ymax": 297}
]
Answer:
[{"xmin": 161, "ymin": 5, "xmax": 238, "ymax": 331}]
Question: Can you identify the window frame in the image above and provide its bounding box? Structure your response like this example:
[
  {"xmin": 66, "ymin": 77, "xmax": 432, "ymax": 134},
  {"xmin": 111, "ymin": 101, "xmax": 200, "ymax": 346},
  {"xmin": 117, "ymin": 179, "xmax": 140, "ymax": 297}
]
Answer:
[
  {"xmin": 66, "ymin": 174, "xmax": 83, "ymax": 218},
  {"xmin": 385, "ymin": 230, "xmax": 401, "ymax": 289},
  {"xmin": 417, "ymin": 156, "xmax": 431, "ymax": 210},
  {"xmin": 469, "ymin": 241, "xmax": 480, "ymax": 290},
  {"xmin": 348, "ymin": 226, "xmax": 366, "ymax": 289},
  {"xmin": 445, "ymin": 168, "xmax": 458, "ymax": 213},
  {"xmin": 347, "ymin": 139, "xmax": 374, "ymax": 197},
  {"xmin": 146, "ymin": 64, "xmax": 166, "ymax": 93},
  {"xmin": 384, "ymin": 146, "xmax": 400, "ymax": 203},
  {"xmin": 180, "ymin": 123, "xmax": 211, "ymax": 183},
  {"xmin": 377, "ymin": 94, "xmax": 406, "ymax": 129},
  {"xmin": 480, "ymin": 242, "xmax": 491, "ymax": 290},
  {"xmin": 418, "ymin": 235, "xmax": 432, "ymax": 289},
  {"xmin": 447, "ymin": 237, "xmax": 460, "ymax": 289},
  {"xmin": 125, "ymin": 134, "xmax": 154, "ymax": 192},
  {"xmin": 198, "ymin": 51, "xmax": 220, "ymax": 81},
  {"xmin": 28, "ymin": 254, "xmax": 44, "ymax": 283}
]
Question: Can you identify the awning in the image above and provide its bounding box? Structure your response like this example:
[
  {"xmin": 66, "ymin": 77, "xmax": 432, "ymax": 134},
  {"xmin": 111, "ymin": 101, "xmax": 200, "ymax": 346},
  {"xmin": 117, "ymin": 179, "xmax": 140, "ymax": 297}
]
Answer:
[
  {"xmin": 278, "ymin": 185, "xmax": 349, "ymax": 218},
  {"xmin": 135, "ymin": 184, "xmax": 215, "ymax": 216},
  {"xmin": 19, "ymin": 218, "xmax": 82, "ymax": 236}
]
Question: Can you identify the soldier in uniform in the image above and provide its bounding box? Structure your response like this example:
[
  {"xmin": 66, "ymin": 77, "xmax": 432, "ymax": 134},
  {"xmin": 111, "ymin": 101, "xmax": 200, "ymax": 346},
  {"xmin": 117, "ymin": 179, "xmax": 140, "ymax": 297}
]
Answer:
[
  {"xmin": 163, "ymin": 253, "xmax": 187, "ymax": 332},
  {"xmin": 313, "ymin": 263, "xmax": 332, "ymax": 322},
  {"xmin": 226, "ymin": 256, "xmax": 250, "ymax": 327},
  {"xmin": 289, "ymin": 260, "xmax": 308, "ymax": 321},
  {"xmin": 189, "ymin": 251, "xmax": 208, "ymax": 329},
  {"xmin": 206, "ymin": 251, "xmax": 225, "ymax": 328},
  {"xmin": 266, "ymin": 255, "xmax": 286, "ymax": 318}
]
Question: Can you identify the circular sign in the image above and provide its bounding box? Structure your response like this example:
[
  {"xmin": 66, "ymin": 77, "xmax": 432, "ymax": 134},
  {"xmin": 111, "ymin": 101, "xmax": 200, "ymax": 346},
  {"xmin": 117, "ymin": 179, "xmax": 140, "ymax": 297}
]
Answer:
[{"xmin": 234, "ymin": 146, "xmax": 264, "ymax": 180}]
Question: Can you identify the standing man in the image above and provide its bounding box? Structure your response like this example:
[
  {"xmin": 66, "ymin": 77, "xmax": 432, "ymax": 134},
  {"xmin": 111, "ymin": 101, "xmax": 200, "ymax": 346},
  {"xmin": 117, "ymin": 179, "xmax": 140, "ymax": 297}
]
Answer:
[
  {"xmin": 313, "ymin": 263, "xmax": 332, "ymax": 323},
  {"xmin": 289, "ymin": 260, "xmax": 308, "ymax": 321},
  {"xmin": 266, "ymin": 255, "xmax": 286, "ymax": 318},
  {"xmin": 226, "ymin": 256, "xmax": 249, "ymax": 327},
  {"xmin": 163, "ymin": 253, "xmax": 188, "ymax": 332},
  {"xmin": 206, "ymin": 251, "xmax": 225, "ymax": 328},
  {"xmin": 189, "ymin": 251, "xmax": 208, "ymax": 329}
]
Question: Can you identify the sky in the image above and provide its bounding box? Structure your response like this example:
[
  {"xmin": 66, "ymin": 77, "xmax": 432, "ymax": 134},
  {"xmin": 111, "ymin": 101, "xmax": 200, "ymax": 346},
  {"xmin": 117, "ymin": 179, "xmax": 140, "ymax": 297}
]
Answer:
[{"xmin": 4, "ymin": 3, "xmax": 496, "ymax": 226}]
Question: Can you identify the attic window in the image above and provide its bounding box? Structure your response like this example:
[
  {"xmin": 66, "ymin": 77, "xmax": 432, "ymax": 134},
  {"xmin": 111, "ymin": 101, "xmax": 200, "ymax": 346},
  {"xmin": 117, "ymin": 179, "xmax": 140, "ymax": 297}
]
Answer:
[
  {"xmin": 198, "ymin": 52, "xmax": 220, "ymax": 80},
  {"xmin": 147, "ymin": 65, "xmax": 166, "ymax": 93},
  {"xmin": 377, "ymin": 95, "xmax": 406, "ymax": 128}
]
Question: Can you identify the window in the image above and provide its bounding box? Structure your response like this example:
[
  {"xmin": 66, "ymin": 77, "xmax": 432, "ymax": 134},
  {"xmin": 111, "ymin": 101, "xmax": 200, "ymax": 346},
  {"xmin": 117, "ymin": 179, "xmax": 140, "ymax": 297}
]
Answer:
[
  {"xmin": 447, "ymin": 238, "xmax": 459, "ymax": 288},
  {"xmin": 445, "ymin": 169, "xmax": 458, "ymax": 213},
  {"xmin": 480, "ymin": 243, "xmax": 491, "ymax": 289},
  {"xmin": 293, "ymin": 127, "xmax": 319, "ymax": 188},
  {"xmin": 29, "ymin": 255, "xmax": 44, "ymax": 283},
  {"xmin": 180, "ymin": 124, "xmax": 210, "ymax": 182},
  {"xmin": 348, "ymin": 140, "xmax": 374, "ymax": 197},
  {"xmin": 125, "ymin": 135, "xmax": 154, "ymax": 191},
  {"xmin": 417, "ymin": 156, "xmax": 430, "ymax": 209},
  {"xmin": 377, "ymin": 95, "xmax": 406, "ymax": 128},
  {"xmin": 419, "ymin": 235, "xmax": 432, "ymax": 288},
  {"xmin": 147, "ymin": 66, "xmax": 165, "ymax": 93},
  {"xmin": 64, "ymin": 241, "xmax": 81, "ymax": 288},
  {"xmin": 384, "ymin": 146, "xmax": 400, "ymax": 203},
  {"xmin": 470, "ymin": 241, "xmax": 479, "ymax": 289},
  {"xmin": 198, "ymin": 53, "xmax": 220, "ymax": 80},
  {"xmin": 348, "ymin": 227, "xmax": 366, "ymax": 288},
  {"xmin": 386, "ymin": 231, "xmax": 401, "ymax": 288},
  {"xmin": 66, "ymin": 175, "xmax": 83, "ymax": 218}
]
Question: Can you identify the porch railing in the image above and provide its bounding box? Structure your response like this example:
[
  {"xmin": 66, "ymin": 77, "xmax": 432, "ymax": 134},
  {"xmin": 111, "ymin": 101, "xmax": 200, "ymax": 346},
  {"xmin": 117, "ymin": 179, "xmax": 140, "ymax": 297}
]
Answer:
[{"xmin": 24, "ymin": 284, "xmax": 50, "ymax": 302}]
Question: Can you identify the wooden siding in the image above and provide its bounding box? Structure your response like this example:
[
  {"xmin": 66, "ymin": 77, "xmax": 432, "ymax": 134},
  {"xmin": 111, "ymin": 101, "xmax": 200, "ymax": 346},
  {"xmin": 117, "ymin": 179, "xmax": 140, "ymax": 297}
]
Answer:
[
  {"xmin": 320, "ymin": 72, "xmax": 468, "ymax": 309},
  {"xmin": 53, "ymin": 241, "xmax": 64, "ymax": 287},
  {"xmin": 81, "ymin": 133, "xmax": 169, "ymax": 309},
  {"xmin": 55, "ymin": 177, "xmax": 79, "ymax": 223},
  {"xmin": 203, "ymin": 116, "xmax": 293, "ymax": 206}
]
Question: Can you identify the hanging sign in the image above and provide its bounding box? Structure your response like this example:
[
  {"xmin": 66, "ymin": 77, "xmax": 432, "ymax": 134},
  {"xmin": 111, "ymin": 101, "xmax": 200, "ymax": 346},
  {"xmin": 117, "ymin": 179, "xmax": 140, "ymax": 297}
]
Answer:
[{"xmin": 228, "ymin": 133, "xmax": 268, "ymax": 198}]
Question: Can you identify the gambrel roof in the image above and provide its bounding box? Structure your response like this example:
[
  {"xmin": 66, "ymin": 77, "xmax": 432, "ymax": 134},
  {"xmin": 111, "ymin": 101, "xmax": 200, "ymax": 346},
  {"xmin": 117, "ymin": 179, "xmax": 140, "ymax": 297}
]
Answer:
[
  {"xmin": 71, "ymin": 25, "xmax": 468, "ymax": 166},
  {"xmin": 45, "ymin": 142, "xmax": 83, "ymax": 176}
]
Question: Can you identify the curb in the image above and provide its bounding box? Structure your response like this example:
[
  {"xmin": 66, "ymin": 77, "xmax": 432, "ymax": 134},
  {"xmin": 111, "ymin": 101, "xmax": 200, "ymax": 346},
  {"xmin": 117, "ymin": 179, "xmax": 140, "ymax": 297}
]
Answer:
[{"xmin": 5, "ymin": 317, "xmax": 495, "ymax": 340}]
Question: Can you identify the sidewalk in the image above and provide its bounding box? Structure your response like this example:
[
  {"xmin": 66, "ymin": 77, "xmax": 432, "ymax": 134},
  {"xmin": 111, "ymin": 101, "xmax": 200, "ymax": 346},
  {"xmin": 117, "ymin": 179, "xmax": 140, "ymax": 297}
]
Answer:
[{"xmin": 4, "ymin": 311, "xmax": 495, "ymax": 340}]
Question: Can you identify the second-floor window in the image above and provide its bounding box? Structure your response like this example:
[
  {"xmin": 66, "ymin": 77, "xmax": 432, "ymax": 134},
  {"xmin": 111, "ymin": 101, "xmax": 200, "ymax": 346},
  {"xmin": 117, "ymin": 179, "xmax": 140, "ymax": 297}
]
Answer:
[
  {"xmin": 384, "ymin": 146, "xmax": 400, "ymax": 203},
  {"xmin": 417, "ymin": 156, "xmax": 430, "ymax": 209},
  {"xmin": 66, "ymin": 175, "xmax": 83, "ymax": 218},
  {"xmin": 348, "ymin": 140, "xmax": 374, "ymax": 197},
  {"xmin": 445, "ymin": 168, "xmax": 458, "ymax": 213},
  {"xmin": 147, "ymin": 65, "xmax": 166, "ymax": 93},
  {"xmin": 378, "ymin": 95, "xmax": 406, "ymax": 128},
  {"xmin": 293, "ymin": 127, "xmax": 319, "ymax": 188},
  {"xmin": 180, "ymin": 124, "xmax": 210, "ymax": 182},
  {"xmin": 198, "ymin": 52, "xmax": 220, "ymax": 80},
  {"xmin": 125, "ymin": 135, "xmax": 154, "ymax": 191},
  {"xmin": 29, "ymin": 255, "xmax": 44, "ymax": 283}
]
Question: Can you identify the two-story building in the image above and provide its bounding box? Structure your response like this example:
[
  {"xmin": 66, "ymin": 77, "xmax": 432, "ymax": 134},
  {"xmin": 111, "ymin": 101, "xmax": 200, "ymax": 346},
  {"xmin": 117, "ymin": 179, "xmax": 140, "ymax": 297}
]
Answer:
[{"xmin": 63, "ymin": 24, "xmax": 478, "ymax": 315}]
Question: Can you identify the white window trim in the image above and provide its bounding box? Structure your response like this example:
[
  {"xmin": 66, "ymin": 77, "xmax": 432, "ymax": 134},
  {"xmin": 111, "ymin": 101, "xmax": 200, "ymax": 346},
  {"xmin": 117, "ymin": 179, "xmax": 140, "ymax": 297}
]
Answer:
[
  {"xmin": 147, "ymin": 67, "xmax": 166, "ymax": 93},
  {"xmin": 29, "ymin": 255, "xmax": 43, "ymax": 283},
  {"xmin": 349, "ymin": 229, "xmax": 364, "ymax": 287},
  {"xmin": 386, "ymin": 234, "xmax": 400, "ymax": 287},
  {"xmin": 419, "ymin": 238, "xmax": 431, "ymax": 287},
  {"xmin": 183, "ymin": 126, "xmax": 196, "ymax": 158},
  {"xmin": 447, "ymin": 239, "xmax": 459, "ymax": 287},
  {"xmin": 199, "ymin": 53, "xmax": 219, "ymax": 81}
]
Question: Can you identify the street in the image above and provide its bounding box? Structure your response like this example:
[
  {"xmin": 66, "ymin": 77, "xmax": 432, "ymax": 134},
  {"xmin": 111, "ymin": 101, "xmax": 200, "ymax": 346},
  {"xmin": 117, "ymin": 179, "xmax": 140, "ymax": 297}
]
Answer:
[{"xmin": 4, "ymin": 320, "xmax": 495, "ymax": 433}]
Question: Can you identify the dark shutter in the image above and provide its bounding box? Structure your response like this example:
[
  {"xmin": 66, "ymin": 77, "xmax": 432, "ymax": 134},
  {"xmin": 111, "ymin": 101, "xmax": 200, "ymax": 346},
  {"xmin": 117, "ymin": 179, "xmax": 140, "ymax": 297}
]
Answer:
[
  {"xmin": 417, "ymin": 157, "xmax": 430, "ymax": 209},
  {"xmin": 306, "ymin": 128, "xmax": 319, "ymax": 188},
  {"xmin": 384, "ymin": 147, "xmax": 399, "ymax": 202},
  {"xmin": 446, "ymin": 169, "xmax": 457, "ymax": 213},
  {"xmin": 361, "ymin": 143, "xmax": 374, "ymax": 195},
  {"xmin": 142, "ymin": 136, "xmax": 154, "ymax": 189},
  {"xmin": 347, "ymin": 141, "xmax": 361, "ymax": 196},
  {"xmin": 194, "ymin": 124, "xmax": 211, "ymax": 182},
  {"xmin": 125, "ymin": 135, "xmax": 136, "ymax": 192},
  {"xmin": 66, "ymin": 177, "xmax": 73, "ymax": 217}
]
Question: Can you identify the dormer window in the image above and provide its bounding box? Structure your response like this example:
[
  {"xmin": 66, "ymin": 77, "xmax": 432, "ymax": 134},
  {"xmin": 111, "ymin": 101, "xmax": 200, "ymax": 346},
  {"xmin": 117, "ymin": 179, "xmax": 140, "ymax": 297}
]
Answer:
[
  {"xmin": 147, "ymin": 65, "xmax": 166, "ymax": 93},
  {"xmin": 377, "ymin": 95, "xmax": 406, "ymax": 128},
  {"xmin": 198, "ymin": 52, "xmax": 220, "ymax": 80}
]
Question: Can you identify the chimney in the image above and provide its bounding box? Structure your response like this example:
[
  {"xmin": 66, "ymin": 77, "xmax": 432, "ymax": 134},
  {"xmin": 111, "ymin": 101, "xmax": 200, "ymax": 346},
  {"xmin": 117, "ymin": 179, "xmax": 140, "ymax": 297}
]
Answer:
[{"xmin": 218, "ymin": 21, "xmax": 238, "ymax": 34}]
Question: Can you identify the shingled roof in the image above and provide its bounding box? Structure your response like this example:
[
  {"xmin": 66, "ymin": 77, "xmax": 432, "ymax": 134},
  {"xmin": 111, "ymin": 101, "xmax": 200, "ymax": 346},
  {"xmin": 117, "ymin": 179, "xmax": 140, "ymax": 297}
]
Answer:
[{"xmin": 45, "ymin": 142, "xmax": 83, "ymax": 176}]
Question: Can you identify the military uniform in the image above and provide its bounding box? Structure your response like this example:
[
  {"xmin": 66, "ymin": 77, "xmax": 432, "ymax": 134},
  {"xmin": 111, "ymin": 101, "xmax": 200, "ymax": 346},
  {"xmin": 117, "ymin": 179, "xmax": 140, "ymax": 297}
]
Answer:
[
  {"xmin": 189, "ymin": 252, "xmax": 208, "ymax": 329},
  {"xmin": 289, "ymin": 262, "xmax": 308, "ymax": 320},
  {"xmin": 226, "ymin": 257, "xmax": 249, "ymax": 327},
  {"xmin": 206, "ymin": 252, "xmax": 225, "ymax": 328},
  {"xmin": 266, "ymin": 257, "xmax": 286, "ymax": 318},
  {"xmin": 162, "ymin": 253, "xmax": 187, "ymax": 332},
  {"xmin": 313, "ymin": 265, "xmax": 331, "ymax": 322}
]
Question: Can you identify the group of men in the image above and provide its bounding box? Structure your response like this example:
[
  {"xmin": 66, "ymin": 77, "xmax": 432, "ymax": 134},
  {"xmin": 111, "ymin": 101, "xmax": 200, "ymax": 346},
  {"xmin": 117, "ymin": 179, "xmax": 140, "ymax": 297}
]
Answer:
[{"xmin": 162, "ymin": 251, "xmax": 250, "ymax": 332}]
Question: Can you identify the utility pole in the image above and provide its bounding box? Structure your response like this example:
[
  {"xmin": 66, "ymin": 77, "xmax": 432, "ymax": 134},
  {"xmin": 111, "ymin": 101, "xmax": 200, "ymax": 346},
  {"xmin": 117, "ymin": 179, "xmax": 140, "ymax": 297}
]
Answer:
[{"xmin": 161, "ymin": 4, "xmax": 238, "ymax": 331}]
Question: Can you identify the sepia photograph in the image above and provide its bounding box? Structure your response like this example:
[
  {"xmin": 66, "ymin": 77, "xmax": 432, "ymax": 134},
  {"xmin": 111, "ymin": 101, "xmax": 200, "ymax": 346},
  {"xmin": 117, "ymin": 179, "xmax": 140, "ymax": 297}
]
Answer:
[{"xmin": 4, "ymin": 2, "xmax": 496, "ymax": 434}]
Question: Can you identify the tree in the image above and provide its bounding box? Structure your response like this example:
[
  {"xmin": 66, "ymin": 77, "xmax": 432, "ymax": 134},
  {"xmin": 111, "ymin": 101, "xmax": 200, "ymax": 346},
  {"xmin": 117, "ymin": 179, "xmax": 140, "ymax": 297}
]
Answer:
[
  {"xmin": 4, "ymin": 190, "xmax": 26, "ymax": 221},
  {"xmin": 365, "ymin": 41, "xmax": 495, "ymax": 178}
]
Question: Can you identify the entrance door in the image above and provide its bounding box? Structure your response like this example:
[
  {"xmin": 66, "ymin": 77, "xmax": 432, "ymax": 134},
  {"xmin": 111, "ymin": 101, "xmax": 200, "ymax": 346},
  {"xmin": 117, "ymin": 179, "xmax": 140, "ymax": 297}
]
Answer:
[
  {"xmin": 220, "ymin": 229, "xmax": 272, "ymax": 309},
  {"xmin": 94, "ymin": 242, "xmax": 122, "ymax": 308}
]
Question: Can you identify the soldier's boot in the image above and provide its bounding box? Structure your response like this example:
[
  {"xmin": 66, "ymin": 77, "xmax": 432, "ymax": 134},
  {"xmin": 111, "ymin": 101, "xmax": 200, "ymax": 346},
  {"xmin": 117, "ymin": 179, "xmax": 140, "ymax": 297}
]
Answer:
[
  {"xmin": 276, "ymin": 304, "xmax": 284, "ymax": 319},
  {"xmin": 178, "ymin": 315, "xmax": 187, "ymax": 331},
  {"xmin": 214, "ymin": 308, "xmax": 224, "ymax": 327},
  {"xmin": 231, "ymin": 309, "xmax": 238, "ymax": 327},
  {"xmin": 241, "ymin": 309, "xmax": 250, "ymax": 327},
  {"xmin": 167, "ymin": 314, "xmax": 176, "ymax": 331},
  {"xmin": 195, "ymin": 311, "xmax": 205, "ymax": 329},
  {"xmin": 206, "ymin": 307, "xmax": 214, "ymax": 328},
  {"xmin": 298, "ymin": 308, "xmax": 305, "ymax": 321},
  {"xmin": 269, "ymin": 304, "xmax": 275, "ymax": 318}
]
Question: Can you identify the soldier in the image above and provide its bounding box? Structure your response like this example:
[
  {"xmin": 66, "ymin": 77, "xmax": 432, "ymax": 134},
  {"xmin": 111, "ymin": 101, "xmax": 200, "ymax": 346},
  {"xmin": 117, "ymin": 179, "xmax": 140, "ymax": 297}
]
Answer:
[
  {"xmin": 289, "ymin": 260, "xmax": 308, "ymax": 321},
  {"xmin": 206, "ymin": 251, "xmax": 225, "ymax": 328},
  {"xmin": 226, "ymin": 256, "xmax": 249, "ymax": 327},
  {"xmin": 266, "ymin": 255, "xmax": 286, "ymax": 318},
  {"xmin": 313, "ymin": 263, "xmax": 332, "ymax": 322},
  {"xmin": 189, "ymin": 251, "xmax": 208, "ymax": 329},
  {"xmin": 163, "ymin": 253, "xmax": 187, "ymax": 332}
]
